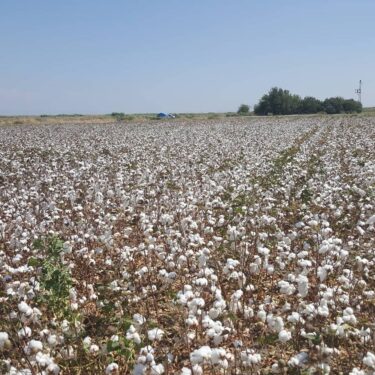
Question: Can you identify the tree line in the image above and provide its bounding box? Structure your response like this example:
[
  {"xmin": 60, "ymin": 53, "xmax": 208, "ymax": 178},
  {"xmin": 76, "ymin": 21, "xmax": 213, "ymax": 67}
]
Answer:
[{"xmin": 238, "ymin": 87, "xmax": 362, "ymax": 115}]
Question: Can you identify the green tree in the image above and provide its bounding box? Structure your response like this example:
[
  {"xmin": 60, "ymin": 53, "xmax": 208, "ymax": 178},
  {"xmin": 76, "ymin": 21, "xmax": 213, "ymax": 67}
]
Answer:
[
  {"xmin": 237, "ymin": 104, "xmax": 250, "ymax": 114},
  {"xmin": 254, "ymin": 87, "xmax": 301, "ymax": 115},
  {"xmin": 343, "ymin": 99, "xmax": 362, "ymax": 113},
  {"xmin": 323, "ymin": 97, "xmax": 345, "ymax": 114},
  {"xmin": 299, "ymin": 96, "xmax": 323, "ymax": 114}
]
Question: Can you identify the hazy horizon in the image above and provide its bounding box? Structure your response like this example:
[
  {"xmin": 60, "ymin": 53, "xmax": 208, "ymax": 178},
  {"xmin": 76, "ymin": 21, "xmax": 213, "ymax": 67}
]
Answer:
[{"xmin": 1, "ymin": 0, "xmax": 374, "ymax": 115}]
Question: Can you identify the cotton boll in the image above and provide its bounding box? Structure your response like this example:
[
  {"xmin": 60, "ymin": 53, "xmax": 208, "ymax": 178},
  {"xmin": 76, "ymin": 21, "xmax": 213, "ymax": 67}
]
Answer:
[
  {"xmin": 186, "ymin": 316, "xmax": 199, "ymax": 327},
  {"xmin": 287, "ymin": 312, "xmax": 302, "ymax": 324},
  {"xmin": 151, "ymin": 363, "xmax": 165, "ymax": 374},
  {"xmin": 278, "ymin": 280, "xmax": 296, "ymax": 295},
  {"xmin": 47, "ymin": 363, "xmax": 60, "ymax": 374},
  {"xmin": 27, "ymin": 339, "xmax": 43, "ymax": 353},
  {"xmin": 240, "ymin": 349, "xmax": 261, "ymax": 367},
  {"xmin": 18, "ymin": 326, "xmax": 32, "ymax": 338},
  {"xmin": 127, "ymin": 325, "xmax": 142, "ymax": 344},
  {"xmin": 343, "ymin": 307, "xmax": 357, "ymax": 325},
  {"xmin": 181, "ymin": 367, "xmax": 192, "ymax": 375},
  {"xmin": 349, "ymin": 368, "xmax": 366, "ymax": 375},
  {"xmin": 148, "ymin": 328, "xmax": 164, "ymax": 341},
  {"xmin": 190, "ymin": 346, "xmax": 212, "ymax": 364},
  {"xmin": 83, "ymin": 336, "xmax": 92, "ymax": 347},
  {"xmin": 106, "ymin": 363, "xmax": 119, "ymax": 374},
  {"xmin": 257, "ymin": 308, "xmax": 267, "ymax": 322},
  {"xmin": 244, "ymin": 306, "xmax": 254, "ymax": 319},
  {"xmin": 18, "ymin": 301, "xmax": 33, "ymax": 316},
  {"xmin": 363, "ymin": 352, "xmax": 375, "ymax": 369},
  {"xmin": 89, "ymin": 344, "xmax": 100, "ymax": 353},
  {"xmin": 296, "ymin": 275, "xmax": 309, "ymax": 298},
  {"xmin": 133, "ymin": 313, "xmax": 146, "ymax": 327},
  {"xmin": 278, "ymin": 329, "xmax": 292, "ymax": 343},
  {"xmin": 288, "ymin": 352, "xmax": 309, "ymax": 367},
  {"xmin": 0, "ymin": 332, "xmax": 10, "ymax": 349},
  {"xmin": 192, "ymin": 364, "xmax": 203, "ymax": 375}
]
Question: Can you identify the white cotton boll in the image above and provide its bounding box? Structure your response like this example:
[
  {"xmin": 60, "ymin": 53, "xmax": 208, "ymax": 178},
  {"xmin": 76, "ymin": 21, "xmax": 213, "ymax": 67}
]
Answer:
[
  {"xmin": 35, "ymin": 352, "xmax": 53, "ymax": 367},
  {"xmin": 105, "ymin": 363, "xmax": 119, "ymax": 374},
  {"xmin": 148, "ymin": 328, "xmax": 164, "ymax": 341},
  {"xmin": 343, "ymin": 307, "xmax": 357, "ymax": 325},
  {"xmin": 244, "ymin": 306, "xmax": 254, "ymax": 319},
  {"xmin": 190, "ymin": 346, "xmax": 212, "ymax": 364},
  {"xmin": 133, "ymin": 313, "xmax": 146, "ymax": 327},
  {"xmin": 278, "ymin": 329, "xmax": 292, "ymax": 343},
  {"xmin": 195, "ymin": 278, "xmax": 208, "ymax": 287},
  {"xmin": 317, "ymin": 363, "xmax": 330, "ymax": 373},
  {"xmin": 133, "ymin": 363, "xmax": 146, "ymax": 375},
  {"xmin": 28, "ymin": 339, "xmax": 43, "ymax": 353},
  {"xmin": 18, "ymin": 301, "xmax": 33, "ymax": 316},
  {"xmin": 240, "ymin": 349, "xmax": 261, "ymax": 366},
  {"xmin": 192, "ymin": 364, "xmax": 203, "ymax": 375},
  {"xmin": 278, "ymin": 280, "xmax": 296, "ymax": 295},
  {"xmin": 287, "ymin": 312, "xmax": 301, "ymax": 324},
  {"xmin": 232, "ymin": 289, "xmax": 243, "ymax": 300},
  {"xmin": 186, "ymin": 316, "xmax": 198, "ymax": 327},
  {"xmin": 363, "ymin": 352, "xmax": 375, "ymax": 369},
  {"xmin": 318, "ymin": 302, "xmax": 329, "ymax": 317},
  {"xmin": 271, "ymin": 362, "xmax": 281, "ymax": 373},
  {"xmin": 270, "ymin": 316, "xmax": 284, "ymax": 333},
  {"xmin": 257, "ymin": 309, "xmax": 267, "ymax": 322},
  {"xmin": 211, "ymin": 347, "xmax": 227, "ymax": 366},
  {"xmin": 151, "ymin": 364, "xmax": 165, "ymax": 374},
  {"xmin": 288, "ymin": 352, "xmax": 308, "ymax": 367},
  {"xmin": 308, "ymin": 220, "xmax": 319, "ymax": 228},
  {"xmin": 89, "ymin": 344, "xmax": 100, "ymax": 353},
  {"xmin": 257, "ymin": 246, "xmax": 270, "ymax": 257},
  {"xmin": 317, "ymin": 267, "xmax": 328, "ymax": 282},
  {"xmin": 47, "ymin": 334, "xmax": 58, "ymax": 347},
  {"xmin": 61, "ymin": 319, "xmax": 70, "ymax": 333},
  {"xmin": 349, "ymin": 368, "xmax": 366, "ymax": 375},
  {"xmin": 297, "ymin": 275, "xmax": 309, "ymax": 298},
  {"xmin": 83, "ymin": 336, "xmax": 92, "ymax": 347},
  {"xmin": 126, "ymin": 325, "xmax": 142, "ymax": 344},
  {"xmin": 47, "ymin": 363, "xmax": 60, "ymax": 374},
  {"xmin": 146, "ymin": 353, "xmax": 154, "ymax": 362},
  {"xmin": 181, "ymin": 367, "xmax": 192, "ymax": 375},
  {"xmin": 357, "ymin": 226, "xmax": 365, "ymax": 235},
  {"xmin": 186, "ymin": 331, "xmax": 196, "ymax": 343},
  {"xmin": 18, "ymin": 327, "xmax": 32, "ymax": 338},
  {"xmin": 0, "ymin": 332, "xmax": 9, "ymax": 349}
]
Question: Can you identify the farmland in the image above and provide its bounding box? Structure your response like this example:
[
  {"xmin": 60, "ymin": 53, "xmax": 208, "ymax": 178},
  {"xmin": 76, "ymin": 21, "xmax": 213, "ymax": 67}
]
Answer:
[{"xmin": 0, "ymin": 116, "xmax": 375, "ymax": 374}]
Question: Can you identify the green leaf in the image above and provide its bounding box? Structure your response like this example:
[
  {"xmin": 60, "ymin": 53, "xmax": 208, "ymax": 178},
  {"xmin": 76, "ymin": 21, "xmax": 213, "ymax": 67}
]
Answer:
[{"xmin": 28, "ymin": 257, "xmax": 41, "ymax": 267}]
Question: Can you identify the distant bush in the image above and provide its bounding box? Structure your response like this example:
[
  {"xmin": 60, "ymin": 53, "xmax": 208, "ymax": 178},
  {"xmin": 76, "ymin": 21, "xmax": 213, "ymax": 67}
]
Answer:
[
  {"xmin": 237, "ymin": 104, "xmax": 250, "ymax": 114},
  {"xmin": 111, "ymin": 112, "xmax": 126, "ymax": 121},
  {"xmin": 253, "ymin": 87, "xmax": 362, "ymax": 115},
  {"xmin": 254, "ymin": 87, "xmax": 301, "ymax": 115},
  {"xmin": 342, "ymin": 99, "xmax": 363, "ymax": 113},
  {"xmin": 299, "ymin": 96, "xmax": 323, "ymax": 114},
  {"xmin": 207, "ymin": 113, "xmax": 219, "ymax": 119}
]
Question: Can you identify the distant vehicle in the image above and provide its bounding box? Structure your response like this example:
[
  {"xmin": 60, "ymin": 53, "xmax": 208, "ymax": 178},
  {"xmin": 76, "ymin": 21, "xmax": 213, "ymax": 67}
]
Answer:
[{"xmin": 157, "ymin": 113, "xmax": 175, "ymax": 119}]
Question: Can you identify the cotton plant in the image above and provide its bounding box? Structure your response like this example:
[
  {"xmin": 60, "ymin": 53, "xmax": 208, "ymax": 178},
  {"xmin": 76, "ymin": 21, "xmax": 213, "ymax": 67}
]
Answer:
[{"xmin": 0, "ymin": 116, "xmax": 374, "ymax": 373}]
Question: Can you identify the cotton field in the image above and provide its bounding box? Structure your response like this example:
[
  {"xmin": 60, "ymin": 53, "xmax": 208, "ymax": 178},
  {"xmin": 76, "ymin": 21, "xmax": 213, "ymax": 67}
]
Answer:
[{"xmin": 1, "ymin": 116, "xmax": 375, "ymax": 374}]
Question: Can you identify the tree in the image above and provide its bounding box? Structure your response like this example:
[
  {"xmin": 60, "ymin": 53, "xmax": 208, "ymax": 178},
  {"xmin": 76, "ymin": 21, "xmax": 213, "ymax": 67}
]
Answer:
[
  {"xmin": 254, "ymin": 88, "xmax": 362, "ymax": 116},
  {"xmin": 343, "ymin": 99, "xmax": 362, "ymax": 113},
  {"xmin": 299, "ymin": 97, "xmax": 323, "ymax": 114},
  {"xmin": 237, "ymin": 104, "xmax": 250, "ymax": 114},
  {"xmin": 323, "ymin": 97, "xmax": 345, "ymax": 114},
  {"xmin": 254, "ymin": 87, "xmax": 301, "ymax": 115}
]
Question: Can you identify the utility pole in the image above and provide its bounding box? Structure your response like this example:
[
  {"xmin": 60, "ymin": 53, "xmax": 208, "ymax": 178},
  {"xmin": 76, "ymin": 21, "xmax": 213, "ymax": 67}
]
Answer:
[{"xmin": 355, "ymin": 80, "xmax": 362, "ymax": 104}]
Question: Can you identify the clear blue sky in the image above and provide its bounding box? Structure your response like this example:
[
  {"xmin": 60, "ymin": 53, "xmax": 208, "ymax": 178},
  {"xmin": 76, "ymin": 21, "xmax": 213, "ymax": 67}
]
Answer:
[{"xmin": 1, "ymin": 0, "xmax": 374, "ymax": 115}]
